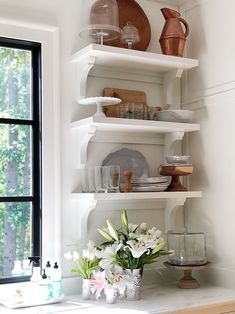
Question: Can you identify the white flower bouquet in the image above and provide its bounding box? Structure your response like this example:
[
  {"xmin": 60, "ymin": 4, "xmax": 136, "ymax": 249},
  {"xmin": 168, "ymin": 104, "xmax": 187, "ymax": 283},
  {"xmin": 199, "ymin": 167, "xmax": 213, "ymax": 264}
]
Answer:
[
  {"xmin": 97, "ymin": 210, "xmax": 170, "ymax": 271},
  {"xmin": 64, "ymin": 210, "xmax": 170, "ymax": 301}
]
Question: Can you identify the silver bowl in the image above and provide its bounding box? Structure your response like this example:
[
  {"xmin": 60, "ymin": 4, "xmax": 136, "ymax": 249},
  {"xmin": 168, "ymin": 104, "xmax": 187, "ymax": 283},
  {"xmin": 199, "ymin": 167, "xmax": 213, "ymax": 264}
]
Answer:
[
  {"xmin": 156, "ymin": 110, "xmax": 193, "ymax": 123},
  {"xmin": 165, "ymin": 155, "xmax": 190, "ymax": 164}
]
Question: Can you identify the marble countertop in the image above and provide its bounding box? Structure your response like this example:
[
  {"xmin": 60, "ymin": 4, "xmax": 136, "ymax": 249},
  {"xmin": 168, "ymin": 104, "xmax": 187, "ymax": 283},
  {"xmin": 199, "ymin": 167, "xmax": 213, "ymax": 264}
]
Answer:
[{"xmin": 1, "ymin": 283, "xmax": 235, "ymax": 314}]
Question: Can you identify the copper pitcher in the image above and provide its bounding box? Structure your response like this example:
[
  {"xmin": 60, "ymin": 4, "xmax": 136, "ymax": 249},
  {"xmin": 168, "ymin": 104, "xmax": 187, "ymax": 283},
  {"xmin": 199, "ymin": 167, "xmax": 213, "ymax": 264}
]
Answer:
[{"xmin": 159, "ymin": 8, "xmax": 189, "ymax": 57}]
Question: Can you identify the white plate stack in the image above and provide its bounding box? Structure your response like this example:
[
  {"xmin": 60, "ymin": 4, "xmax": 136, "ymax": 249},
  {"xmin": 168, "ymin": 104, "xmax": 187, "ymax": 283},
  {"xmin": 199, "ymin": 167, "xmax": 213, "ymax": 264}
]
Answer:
[{"xmin": 131, "ymin": 176, "xmax": 169, "ymax": 192}]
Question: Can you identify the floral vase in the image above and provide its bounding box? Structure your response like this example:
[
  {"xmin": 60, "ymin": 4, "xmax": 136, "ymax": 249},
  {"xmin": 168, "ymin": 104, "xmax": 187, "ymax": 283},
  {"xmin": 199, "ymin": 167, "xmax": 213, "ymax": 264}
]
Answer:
[
  {"xmin": 82, "ymin": 279, "xmax": 92, "ymax": 300},
  {"xmin": 125, "ymin": 268, "xmax": 142, "ymax": 301},
  {"xmin": 104, "ymin": 285, "xmax": 118, "ymax": 304}
]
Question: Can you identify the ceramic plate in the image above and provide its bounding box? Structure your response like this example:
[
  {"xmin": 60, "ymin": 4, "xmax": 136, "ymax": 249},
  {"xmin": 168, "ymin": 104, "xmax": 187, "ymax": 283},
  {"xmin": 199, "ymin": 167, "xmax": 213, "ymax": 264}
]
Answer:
[
  {"xmin": 102, "ymin": 147, "xmax": 149, "ymax": 184},
  {"xmin": 132, "ymin": 185, "xmax": 168, "ymax": 192},
  {"xmin": 132, "ymin": 176, "xmax": 169, "ymax": 184}
]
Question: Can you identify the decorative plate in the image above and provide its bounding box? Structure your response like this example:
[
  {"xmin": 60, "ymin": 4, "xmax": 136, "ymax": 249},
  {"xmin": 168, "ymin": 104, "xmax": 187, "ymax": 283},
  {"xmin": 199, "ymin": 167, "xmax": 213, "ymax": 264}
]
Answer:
[{"xmin": 102, "ymin": 147, "xmax": 149, "ymax": 185}]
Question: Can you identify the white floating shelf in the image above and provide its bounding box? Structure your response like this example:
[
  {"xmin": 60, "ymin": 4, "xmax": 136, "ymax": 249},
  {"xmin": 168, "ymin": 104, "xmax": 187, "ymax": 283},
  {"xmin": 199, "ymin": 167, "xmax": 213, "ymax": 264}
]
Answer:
[
  {"xmin": 72, "ymin": 117, "xmax": 200, "ymax": 133},
  {"xmin": 72, "ymin": 191, "xmax": 202, "ymax": 201},
  {"xmin": 72, "ymin": 117, "xmax": 200, "ymax": 165},
  {"xmin": 71, "ymin": 44, "xmax": 198, "ymax": 75},
  {"xmin": 71, "ymin": 44, "xmax": 199, "ymax": 97},
  {"xmin": 72, "ymin": 191, "xmax": 202, "ymax": 238}
]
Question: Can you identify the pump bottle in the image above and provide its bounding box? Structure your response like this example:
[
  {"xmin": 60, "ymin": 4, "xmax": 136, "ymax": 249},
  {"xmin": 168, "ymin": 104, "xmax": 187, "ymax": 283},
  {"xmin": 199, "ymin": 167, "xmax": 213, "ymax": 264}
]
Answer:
[{"xmin": 51, "ymin": 262, "xmax": 62, "ymax": 298}]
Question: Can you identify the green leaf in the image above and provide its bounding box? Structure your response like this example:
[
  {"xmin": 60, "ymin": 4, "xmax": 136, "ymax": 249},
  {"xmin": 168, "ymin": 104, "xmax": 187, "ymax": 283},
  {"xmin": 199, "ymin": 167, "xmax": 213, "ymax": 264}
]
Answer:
[
  {"xmin": 106, "ymin": 219, "xmax": 119, "ymax": 241},
  {"xmin": 121, "ymin": 210, "xmax": 129, "ymax": 233},
  {"xmin": 97, "ymin": 227, "xmax": 113, "ymax": 241},
  {"xmin": 151, "ymin": 242, "xmax": 167, "ymax": 255}
]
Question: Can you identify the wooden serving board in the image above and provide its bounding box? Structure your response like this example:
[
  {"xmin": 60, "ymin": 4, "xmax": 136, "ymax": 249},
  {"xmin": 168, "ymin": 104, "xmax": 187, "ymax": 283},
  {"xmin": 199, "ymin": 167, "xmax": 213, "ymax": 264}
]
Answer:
[
  {"xmin": 103, "ymin": 87, "xmax": 148, "ymax": 117},
  {"xmin": 105, "ymin": 0, "xmax": 151, "ymax": 51}
]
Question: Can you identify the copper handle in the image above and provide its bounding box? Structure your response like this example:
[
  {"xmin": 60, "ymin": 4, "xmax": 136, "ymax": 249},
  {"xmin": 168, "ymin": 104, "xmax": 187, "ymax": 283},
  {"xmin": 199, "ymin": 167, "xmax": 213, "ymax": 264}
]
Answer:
[{"xmin": 179, "ymin": 18, "xmax": 189, "ymax": 38}]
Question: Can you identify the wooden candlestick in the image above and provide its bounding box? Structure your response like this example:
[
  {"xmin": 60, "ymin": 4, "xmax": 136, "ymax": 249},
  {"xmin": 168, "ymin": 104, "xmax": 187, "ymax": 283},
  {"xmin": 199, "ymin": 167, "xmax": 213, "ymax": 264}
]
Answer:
[{"xmin": 123, "ymin": 169, "xmax": 133, "ymax": 192}]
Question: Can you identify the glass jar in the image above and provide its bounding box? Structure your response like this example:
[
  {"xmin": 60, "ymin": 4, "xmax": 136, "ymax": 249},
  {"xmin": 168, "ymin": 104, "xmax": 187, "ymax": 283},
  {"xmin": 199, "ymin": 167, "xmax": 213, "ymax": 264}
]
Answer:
[{"xmin": 167, "ymin": 232, "xmax": 207, "ymax": 266}]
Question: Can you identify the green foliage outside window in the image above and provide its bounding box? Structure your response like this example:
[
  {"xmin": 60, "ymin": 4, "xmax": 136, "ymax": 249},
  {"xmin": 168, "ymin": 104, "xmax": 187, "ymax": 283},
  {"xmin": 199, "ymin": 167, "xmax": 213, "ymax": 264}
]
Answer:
[{"xmin": 0, "ymin": 47, "xmax": 32, "ymax": 278}]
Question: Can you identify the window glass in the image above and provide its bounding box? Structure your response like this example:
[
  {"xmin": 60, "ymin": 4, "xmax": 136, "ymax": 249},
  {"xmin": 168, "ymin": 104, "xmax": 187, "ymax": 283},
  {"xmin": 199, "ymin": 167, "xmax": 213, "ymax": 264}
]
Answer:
[
  {"xmin": 0, "ymin": 202, "xmax": 31, "ymax": 278},
  {"xmin": 0, "ymin": 124, "xmax": 32, "ymax": 196},
  {"xmin": 0, "ymin": 38, "xmax": 41, "ymax": 283},
  {"xmin": 0, "ymin": 47, "xmax": 31, "ymax": 120}
]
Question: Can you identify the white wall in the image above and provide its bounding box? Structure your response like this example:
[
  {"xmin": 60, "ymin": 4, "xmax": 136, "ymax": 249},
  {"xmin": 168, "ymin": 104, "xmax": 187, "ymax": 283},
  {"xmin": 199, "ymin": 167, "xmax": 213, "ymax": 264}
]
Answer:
[
  {"xmin": 0, "ymin": 0, "xmax": 187, "ymax": 294},
  {"xmin": 181, "ymin": 0, "xmax": 235, "ymax": 288}
]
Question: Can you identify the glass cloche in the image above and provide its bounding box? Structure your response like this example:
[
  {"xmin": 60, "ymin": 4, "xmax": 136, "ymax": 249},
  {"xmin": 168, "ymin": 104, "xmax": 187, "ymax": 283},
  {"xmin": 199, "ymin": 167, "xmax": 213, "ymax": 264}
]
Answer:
[
  {"xmin": 79, "ymin": 0, "xmax": 121, "ymax": 44},
  {"xmin": 120, "ymin": 22, "xmax": 140, "ymax": 49},
  {"xmin": 167, "ymin": 232, "xmax": 207, "ymax": 266}
]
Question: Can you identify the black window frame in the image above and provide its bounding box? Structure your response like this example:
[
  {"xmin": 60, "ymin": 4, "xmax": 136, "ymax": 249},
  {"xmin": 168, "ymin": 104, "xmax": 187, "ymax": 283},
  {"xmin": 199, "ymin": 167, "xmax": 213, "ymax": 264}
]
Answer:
[{"xmin": 0, "ymin": 37, "xmax": 42, "ymax": 284}]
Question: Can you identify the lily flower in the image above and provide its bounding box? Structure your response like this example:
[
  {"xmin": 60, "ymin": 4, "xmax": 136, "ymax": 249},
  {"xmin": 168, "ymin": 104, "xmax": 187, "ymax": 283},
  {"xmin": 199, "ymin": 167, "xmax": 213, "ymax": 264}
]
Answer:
[
  {"xmin": 90, "ymin": 271, "xmax": 107, "ymax": 299},
  {"xmin": 126, "ymin": 240, "xmax": 149, "ymax": 258},
  {"xmin": 97, "ymin": 243, "xmax": 123, "ymax": 271}
]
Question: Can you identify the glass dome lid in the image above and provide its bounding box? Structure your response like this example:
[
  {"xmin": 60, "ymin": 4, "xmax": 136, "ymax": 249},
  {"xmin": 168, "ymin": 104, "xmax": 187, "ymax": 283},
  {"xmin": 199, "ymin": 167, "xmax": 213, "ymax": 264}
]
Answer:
[{"xmin": 79, "ymin": 0, "xmax": 121, "ymax": 44}]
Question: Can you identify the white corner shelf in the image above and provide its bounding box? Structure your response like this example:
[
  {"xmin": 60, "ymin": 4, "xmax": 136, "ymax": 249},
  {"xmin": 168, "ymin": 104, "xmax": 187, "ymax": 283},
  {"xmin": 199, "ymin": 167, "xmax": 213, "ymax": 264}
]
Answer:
[
  {"xmin": 72, "ymin": 191, "xmax": 202, "ymax": 238},
  {"xmin": 71, "ymin": 116, "xmax": 200, "ymax": 165},
  {"xmin": 71, "ymin": 44, "xmax": 199, "ymax": 97}
]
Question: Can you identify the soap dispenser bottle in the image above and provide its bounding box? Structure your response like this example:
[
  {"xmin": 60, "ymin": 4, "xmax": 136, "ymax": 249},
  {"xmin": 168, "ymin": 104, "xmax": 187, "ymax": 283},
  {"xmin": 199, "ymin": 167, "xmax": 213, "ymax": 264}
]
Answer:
[
  {"xmin": 39, "ymin": 269, "xmax": 50, "ymax": 300},
  {"xmin": 51, "ymin": 262, "xmax": 62, "ymax": 298},
  {"xmin": 28, "ymin": 256, "xmax": 42, "ymax": 300},
  {"xmin": 28, "ymin": 256, "xmax": 42, "ymax": 282}
]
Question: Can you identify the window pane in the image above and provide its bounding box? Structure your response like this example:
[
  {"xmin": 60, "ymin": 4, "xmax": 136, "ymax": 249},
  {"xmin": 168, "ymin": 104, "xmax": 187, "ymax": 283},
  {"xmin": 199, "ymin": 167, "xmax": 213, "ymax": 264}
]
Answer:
[
  {"xmin": 0, "ymin": 202, "xmax": 31, "ymax": 278},
  {"xmin": 0, "ymin": 47, "xmax": 31, "ymax": 120},
  {"xmin": 0, "ymin": 124, "xmax": 32, "ymax": 196}
]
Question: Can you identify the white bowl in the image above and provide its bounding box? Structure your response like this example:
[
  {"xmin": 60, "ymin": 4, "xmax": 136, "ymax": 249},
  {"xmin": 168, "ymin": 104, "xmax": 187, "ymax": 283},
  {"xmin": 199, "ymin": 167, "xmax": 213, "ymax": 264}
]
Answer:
[
  {"xmin": 166, "ymin": 155, "xmax": 190, "ymax": 164},
  {"xmin": 156, "ymin": 110, "xmax": 193, "ymax": 123}
]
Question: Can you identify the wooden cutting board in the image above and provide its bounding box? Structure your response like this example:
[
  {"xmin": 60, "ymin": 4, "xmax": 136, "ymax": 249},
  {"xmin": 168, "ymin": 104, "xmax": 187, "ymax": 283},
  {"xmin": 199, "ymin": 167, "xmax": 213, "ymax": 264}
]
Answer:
[{"xmin": 103, "ymin": 87, "xmax": 148, "ymax": 117}]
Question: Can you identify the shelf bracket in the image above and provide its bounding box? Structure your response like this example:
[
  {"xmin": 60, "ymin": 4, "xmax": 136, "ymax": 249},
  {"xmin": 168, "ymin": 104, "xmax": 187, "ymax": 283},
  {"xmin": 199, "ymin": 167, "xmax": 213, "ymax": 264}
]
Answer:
[
  {"xmin": 80, "ymin": 125, "xmax": 97, "ymax": 165},
  {"xmin": 77, "ymin": 55, "xmax": 96, "ymax": 99},
  {"xmin": 77, "ymin": 200, "xmax": 97, "ymax": 239},
  {"xmin": 165, "ymin": 197, "xmax": 186, "ymax": 232},
  {"xmin": 164, "ymin": 131, "xmax": 184, "ymax": 156}
]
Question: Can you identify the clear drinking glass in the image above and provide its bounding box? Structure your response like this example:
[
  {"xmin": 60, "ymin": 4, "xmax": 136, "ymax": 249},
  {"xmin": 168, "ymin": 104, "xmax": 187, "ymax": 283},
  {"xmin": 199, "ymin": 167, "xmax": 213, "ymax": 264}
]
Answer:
[
  {"xmin": 108, "ymin": 165, "xmax": 120, "ymax": 193},
  {"xmin": 87, "ymin": 167, "xmax": 96, "ymax": 192},
  {"xmin": 94, "ymin": 166, "xmax": 109, "ymax": 193},
  {"xmin": 134, "ymin": 104, "xmax": 143, "ymax": 119},
  {"xmin": 81, "ymin": 168, "xmax": 89, "ymax": 193}
]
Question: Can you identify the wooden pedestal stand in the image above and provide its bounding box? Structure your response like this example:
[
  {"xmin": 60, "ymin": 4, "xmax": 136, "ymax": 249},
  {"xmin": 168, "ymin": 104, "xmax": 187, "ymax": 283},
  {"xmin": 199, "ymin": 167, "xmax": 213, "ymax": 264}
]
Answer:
[
  {"xmin": 164, "ymin": 261, "xmax": 211, "ymax": 289},
  {"xmin": 159, "ymin": 166, "xmax": 193, "ymax": 191}
]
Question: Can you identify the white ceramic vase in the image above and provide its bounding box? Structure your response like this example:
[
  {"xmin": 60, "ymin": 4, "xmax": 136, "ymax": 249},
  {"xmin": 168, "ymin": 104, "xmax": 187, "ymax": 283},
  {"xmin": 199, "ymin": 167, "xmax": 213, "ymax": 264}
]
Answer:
[
  {"xmin": 105, "ymin": 285, "xmax": 118, "ymax": 304},
  {"xmin": 125, "ymin": 268, "xmax": 142, "ymax": 301},
  {"xmin": 82, "ymin": 279, "xmax": 92, "ymax": 300}
]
